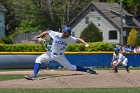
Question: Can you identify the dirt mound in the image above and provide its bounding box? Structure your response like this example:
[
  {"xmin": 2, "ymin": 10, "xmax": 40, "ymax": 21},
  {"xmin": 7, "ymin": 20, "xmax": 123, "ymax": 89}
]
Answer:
[{"xmin": 0, "ymin": 70, "xmax": 140, "ymax": 88}]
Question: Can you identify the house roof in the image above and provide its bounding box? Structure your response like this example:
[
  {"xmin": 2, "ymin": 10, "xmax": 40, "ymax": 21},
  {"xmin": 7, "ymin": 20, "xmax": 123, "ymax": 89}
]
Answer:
[
  {"xmin": 0, "ymin": 3, "xmax": 7, "ymax": 12},
  {"xmin": 69, "ymin": 2, "xmax": 140, "ymax": 30}
]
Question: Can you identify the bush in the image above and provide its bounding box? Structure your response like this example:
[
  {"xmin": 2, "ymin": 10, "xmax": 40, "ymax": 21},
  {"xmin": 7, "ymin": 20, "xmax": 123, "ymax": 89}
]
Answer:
[
  {"xmin": 127, "ymin": 28, "xmax": 138, "ymax": 47},
  {"xmin": 86, "ymin": 42, "xmax": 114, "ymax": 52},
  {"xmin": 0, "ymin": 37, "xmax": 13, "ymax": 44},
  {"xmin": 0, "ymin": 44, "xmax": 46, "ymax": 52},
  {"xmin": 0, "ymin": 42, "xmax": 114, "ymax": 52},
  {"xmin": 66, "ymin": 43, "xmax": 85, "ymax": 52},
  {"xmin": 80, "ymin": 23, "xmax": 103, "ymax": 42},
  {"xmin": 0, "ymin": 39, "xmax": 5, "ymax": 44}
]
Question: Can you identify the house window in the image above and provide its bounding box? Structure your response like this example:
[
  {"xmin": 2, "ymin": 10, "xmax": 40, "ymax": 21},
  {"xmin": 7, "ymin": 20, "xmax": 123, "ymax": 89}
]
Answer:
[
  {"xmin": 91, "ymin": 8, "xmax": 94, "ymax": 12},
  {"xmin": 109, "ymin": 30, "xmax": 117, "ymax": 39},
  {"xmin": 125, "ymin": 16, "xmax": 133, "ymax": 25},
  {"xmin": 72, "ymin": 32, "xmax": 75, "ymax": 36},
  {"xmin": 97, "ymin": 17, "xmax": 101, "ymax": 22},
  {"xmin": 85, "ymin": 17, "xmax": 89, "ymax": 24},
  {"xmin": 97, "ymin": 17, "xmax": 101, "ymax": 26}
]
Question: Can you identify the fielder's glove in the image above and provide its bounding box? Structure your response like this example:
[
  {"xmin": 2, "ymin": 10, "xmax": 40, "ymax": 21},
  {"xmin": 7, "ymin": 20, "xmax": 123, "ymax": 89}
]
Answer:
[{"xmin": 38, "ymin": 37, "xmax": 45, "ymax": 44}]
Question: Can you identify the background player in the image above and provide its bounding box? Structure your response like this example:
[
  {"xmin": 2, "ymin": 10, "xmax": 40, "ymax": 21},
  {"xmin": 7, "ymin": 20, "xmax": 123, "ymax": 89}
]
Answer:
[
  {"xmin": 24, "ymin": 26, "xmax": 96, "ymax": 80},
  {"xmin": 111, "ymin": 48, "xmax": 129, "ymax": 73}
]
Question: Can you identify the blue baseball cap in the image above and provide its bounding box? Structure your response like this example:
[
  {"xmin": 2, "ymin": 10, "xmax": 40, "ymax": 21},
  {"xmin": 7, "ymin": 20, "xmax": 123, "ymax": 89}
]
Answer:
[
  {"xmin": 63, "ymin": 27, "xmax": 71, "ymax": 34},
  {"xmin": 114, "ymin": 48, "xmax": 120, "ymax": 52}
]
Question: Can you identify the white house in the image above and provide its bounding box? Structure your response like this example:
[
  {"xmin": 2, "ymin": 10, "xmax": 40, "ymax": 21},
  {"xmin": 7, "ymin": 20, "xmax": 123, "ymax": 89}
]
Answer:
[
  {"xmin": 0, "ymin": 3, "xmax": 7, "ymax": 37},
  {"xmin": 69, "ymin": 2, "xmax": 140, "ymax": 44}
]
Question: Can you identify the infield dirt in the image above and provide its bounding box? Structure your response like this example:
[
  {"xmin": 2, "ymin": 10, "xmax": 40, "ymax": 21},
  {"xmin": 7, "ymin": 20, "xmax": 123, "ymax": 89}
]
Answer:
[{"xmin": 0, "ymin": 70, "xmax": 139, "ymax": 88}]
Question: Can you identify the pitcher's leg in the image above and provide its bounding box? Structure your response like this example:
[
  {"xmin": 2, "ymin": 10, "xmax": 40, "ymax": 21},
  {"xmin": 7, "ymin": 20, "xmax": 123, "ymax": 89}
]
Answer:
[
  {"xmin": 24, "ymin": 53, "xmax": 50, "ymax": 80},
  {"xmin": 55, "ymin": 56, "xmax": 96, "ymax": 74},
  {"xmin": 33, "ymin": 63, "xmax": 41, "ymax": 77}
]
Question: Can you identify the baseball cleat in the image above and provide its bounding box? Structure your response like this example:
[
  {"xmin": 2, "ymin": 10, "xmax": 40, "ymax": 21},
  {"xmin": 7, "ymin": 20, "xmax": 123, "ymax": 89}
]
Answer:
[
  {"xmin": 86, "ymin": 68, "xmax": 97, "ymax": 74},
  {"xmin": 24, "ymin": 75, "xmax": 37, "ymax": 80},
  {"xmin": 126, "ymin": 69, "xmax": 130, "ymax": 73},
  {"xmin": 113, "ymin": 71, "xmax": 118, "ymax": 73}
]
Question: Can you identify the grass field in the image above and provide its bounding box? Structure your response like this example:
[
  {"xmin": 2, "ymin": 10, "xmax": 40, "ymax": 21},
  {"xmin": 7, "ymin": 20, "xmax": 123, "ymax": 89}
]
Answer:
[{"xmin": 0, "ymin": 88, "xmax": 140, "ymax": 93}]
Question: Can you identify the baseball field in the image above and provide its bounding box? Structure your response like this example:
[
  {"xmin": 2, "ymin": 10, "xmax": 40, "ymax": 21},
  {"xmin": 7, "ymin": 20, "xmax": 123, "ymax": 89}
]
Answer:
[{"xmin": 0, "ymin": 69, "xmax": 140, "ymax": 93}]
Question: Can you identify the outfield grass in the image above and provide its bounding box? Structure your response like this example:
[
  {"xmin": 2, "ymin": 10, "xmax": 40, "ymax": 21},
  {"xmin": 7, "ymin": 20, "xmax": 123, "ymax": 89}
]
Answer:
[
  {"xmin": 0, "ymin": 74, "xmax": 50, "ymax": 81},
  {"xmin": 0, "ymin": 88, "xmax": 140, "ymax": 93},
  {"xmin": 0, "ymin": 74, "xmax": 24, "ymax": 81}
]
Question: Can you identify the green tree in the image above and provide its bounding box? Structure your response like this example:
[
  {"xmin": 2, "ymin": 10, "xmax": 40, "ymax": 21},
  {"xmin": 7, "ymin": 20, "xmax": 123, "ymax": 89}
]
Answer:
[
  {"xmin": 135, "ymin": 36, "xmax": 140, "ymax": 46},
  {"xmin": 127, "ymin": 28, "xmax": 138, "ymax": 47},
  {"xmin": 32, "ymin": 0, "xmax": 91, "ymax": 30},
  {"xmin": 80, "ymin": 23, "xmax": 103, "ymax": 42},
  {"xmin": 105, "ymin": 0, "xmax": 140, "ymax": 21}
]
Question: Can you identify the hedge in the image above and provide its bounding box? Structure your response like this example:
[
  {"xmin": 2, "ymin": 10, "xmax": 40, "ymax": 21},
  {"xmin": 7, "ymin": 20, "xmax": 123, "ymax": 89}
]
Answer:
[{"xmin": 0, "ymin": 42, "xmax": 114, "ymax": 52}]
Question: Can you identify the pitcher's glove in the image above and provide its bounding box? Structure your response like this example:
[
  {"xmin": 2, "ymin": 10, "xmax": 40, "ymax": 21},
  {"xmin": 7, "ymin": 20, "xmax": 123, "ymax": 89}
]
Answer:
[{"xmin": 37, "ymin": 37, "xmax": 45, "ymax": 44}]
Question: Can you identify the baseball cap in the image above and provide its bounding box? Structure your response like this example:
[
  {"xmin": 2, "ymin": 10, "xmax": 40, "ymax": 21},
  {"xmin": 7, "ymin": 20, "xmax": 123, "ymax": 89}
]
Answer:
[
  {"xmin": 114, "ymin": 48, "xmax": 120, "ymax": 52},
  {"xmin": 63, "ymin": 27, "xmax": 71, "ymax": 34}
]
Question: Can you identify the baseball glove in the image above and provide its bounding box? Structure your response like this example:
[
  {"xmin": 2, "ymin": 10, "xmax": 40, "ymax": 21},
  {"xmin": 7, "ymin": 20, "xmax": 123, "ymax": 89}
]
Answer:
[{"xmin": 38, "ymin": 37, "xmax": 45, "ymax": 44}]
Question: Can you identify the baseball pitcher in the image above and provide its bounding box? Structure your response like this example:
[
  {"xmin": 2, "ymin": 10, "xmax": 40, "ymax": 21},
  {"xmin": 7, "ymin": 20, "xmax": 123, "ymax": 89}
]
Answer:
[{"xmin": 24, "ymin": 26, "xmax": 96, "ymax": 80}]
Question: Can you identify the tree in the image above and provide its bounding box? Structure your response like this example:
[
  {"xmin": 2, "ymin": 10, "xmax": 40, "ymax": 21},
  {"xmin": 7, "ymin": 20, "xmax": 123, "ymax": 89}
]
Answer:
[
  {"xmin": 106, "ymin": 0, "xmax": 140, "ymax": 22},
  {"xmin": 80, "ymin": 22, "xmax": 103, "ymax": 42},
  {"xmin": 32, "ymin": 0, "xmax": 91, "ymax": 30},
  {"xmin": 127, "ymin": 28, "xmax": 138, "ymax": 47},
  {"xmin": 0, "ymin": 0, "xmax": 44, "ymax": 36}
]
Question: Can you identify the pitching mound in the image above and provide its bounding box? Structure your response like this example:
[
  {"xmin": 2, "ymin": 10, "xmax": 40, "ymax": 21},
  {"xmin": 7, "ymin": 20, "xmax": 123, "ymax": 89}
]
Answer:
[{"xmin": 0, "ymin": 70, "xmax": 140, "ymax": 88}]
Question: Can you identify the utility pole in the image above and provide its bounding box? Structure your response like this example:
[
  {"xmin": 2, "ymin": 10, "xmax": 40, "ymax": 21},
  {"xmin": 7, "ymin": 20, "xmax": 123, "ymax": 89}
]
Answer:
[{"xmin": 120, "ymin": 0, "xmax": 123, "ymax": 44}]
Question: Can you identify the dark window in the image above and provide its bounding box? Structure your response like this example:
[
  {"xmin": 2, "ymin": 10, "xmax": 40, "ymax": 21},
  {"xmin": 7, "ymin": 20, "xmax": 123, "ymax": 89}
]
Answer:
[
  {"xmin": 72, "ymin": 32, "xmax": 75, "ymax": 36},
  {"xmin": 125, "ymin": 16, "xmax": 133, "ymax": 25},
  {"xmin": 97, "ymin": 17, "xmax": 101, "ymax": 22},
  {"xmin": 91, "ymin": 8, "xmax": 94, "ymax": 12},
  {"xmin": 85, "ymin": 17, "xmax": 89, "ymax": 24},
  {"xmin": 109, "ymin": 30, "xmax": 117, "ymax": 39}
]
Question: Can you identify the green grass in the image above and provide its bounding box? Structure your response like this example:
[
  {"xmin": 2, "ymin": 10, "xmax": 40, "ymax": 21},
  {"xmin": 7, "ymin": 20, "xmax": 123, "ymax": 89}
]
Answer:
[
  {"xmin": 0, "ymin": 74, "xmax": 24, "ymax": 81},
  {"xmin": 0, "ymin": 88, "xmax": 140, "ymax": 93},
  {"xmin": 0, "ymin": 74, "xmax": 49, "ymax": 81}
]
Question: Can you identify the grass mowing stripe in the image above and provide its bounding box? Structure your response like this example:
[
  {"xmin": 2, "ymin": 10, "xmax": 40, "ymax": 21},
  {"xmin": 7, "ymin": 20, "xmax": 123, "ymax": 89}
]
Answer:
[
  {"xmin": 0, "ymin": 74, "xmax": 49, "ymax": 81},
  {"xmin": 0, "ymin": 74, "xmax": 24, "ymax": 81},
  {"xmin": 0, "ymin": 88, "xmax": 140, "ymax": 93}
]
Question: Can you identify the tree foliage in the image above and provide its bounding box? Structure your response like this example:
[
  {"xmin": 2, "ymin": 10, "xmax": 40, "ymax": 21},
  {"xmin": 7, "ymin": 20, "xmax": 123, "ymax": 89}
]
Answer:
[
  {"xmin": 32, "ymin": 0, "xmax": 91, "ymax": 30},
  {"xmin": 127, "ymin": 28, "xmax": 138, "ymax": 47},
  {"xmin": 106, "ymin": 0, "xmax": 140, "ymax": 21},
  {"xmin": 80, "ymin": 23, "xmax": 103, "ymax": 42},
  {"xmin": 1, "ymin": 0, "xmax": 140, "ymax": 40},
  {"xmin": 135, "ymin": 36, "xmax": 140, "ymax": 46}
]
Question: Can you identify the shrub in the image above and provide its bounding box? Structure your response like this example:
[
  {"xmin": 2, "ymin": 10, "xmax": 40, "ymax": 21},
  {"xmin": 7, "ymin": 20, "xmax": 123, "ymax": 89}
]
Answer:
[
  {"xmin": 66, "ymin": 43, "xmax": 85, "ymax": 52},
  {"xmin": 86, "ymin": 42, "xmax": 114, "ymax": 52},
  {"xmin": 0, "ymin": 39, "xmax": 5, "ymax": 44},
  {"xmin": 127, "ymin": 28, "xmax": 138, "ymax": 47},
  {"xmin": 0, "ymin": 42, "xmax": 114, "ymax": 52},
  {"xmin": 80, "ymin": 22, "xmax": 103, "ymax": 42},
  {"xmin": 0, "ymin": 44, "xmax": 46, "ymax": 52}
]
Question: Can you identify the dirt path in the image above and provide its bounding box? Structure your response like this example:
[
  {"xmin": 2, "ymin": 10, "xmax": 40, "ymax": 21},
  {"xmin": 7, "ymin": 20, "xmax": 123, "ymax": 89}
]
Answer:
[{"xmin": 0, "ymin": 70, "xmax": 140, "ymax": 88}]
